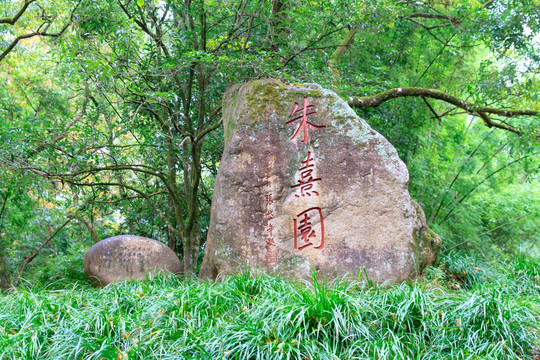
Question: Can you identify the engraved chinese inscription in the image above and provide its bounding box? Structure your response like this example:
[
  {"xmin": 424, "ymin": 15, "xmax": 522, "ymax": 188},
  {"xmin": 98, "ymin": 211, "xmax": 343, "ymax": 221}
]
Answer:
[
  {"xmin": 287, "ymin": 99, "xmax": 325, "ymax": 251},
  {"xmin": 287, "ymin": 97, "xmax": 325, "ymax": 143}
]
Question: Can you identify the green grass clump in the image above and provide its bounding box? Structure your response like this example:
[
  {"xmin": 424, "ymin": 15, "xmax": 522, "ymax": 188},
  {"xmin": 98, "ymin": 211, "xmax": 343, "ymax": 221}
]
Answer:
[{"xmin": 0, "ymin": 253, "xmax": 538, "ymax": 360}]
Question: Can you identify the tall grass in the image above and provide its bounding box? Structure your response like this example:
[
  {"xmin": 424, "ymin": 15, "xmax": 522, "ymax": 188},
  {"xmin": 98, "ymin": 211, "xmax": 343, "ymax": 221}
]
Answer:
[{"xmin": 0, "ymin": 252, "xmax": 538, "ymax": 359}]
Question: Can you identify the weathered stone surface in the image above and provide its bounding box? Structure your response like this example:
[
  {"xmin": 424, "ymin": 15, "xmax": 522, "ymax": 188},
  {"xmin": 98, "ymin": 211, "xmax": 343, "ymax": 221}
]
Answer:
[
  {"xmin": 83, "ymin": 235, "xmax": 182, "ymax": 286},
  {"xmin": 200, "ymin": 79, "xmax": 440, "ymax": 283}
]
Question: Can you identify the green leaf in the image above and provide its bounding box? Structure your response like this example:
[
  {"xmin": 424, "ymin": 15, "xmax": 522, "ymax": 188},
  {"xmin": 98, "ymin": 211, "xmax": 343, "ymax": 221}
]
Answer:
[{"xmin": 137, "ymin": 0, "xmax": 144, "ymax": 7}]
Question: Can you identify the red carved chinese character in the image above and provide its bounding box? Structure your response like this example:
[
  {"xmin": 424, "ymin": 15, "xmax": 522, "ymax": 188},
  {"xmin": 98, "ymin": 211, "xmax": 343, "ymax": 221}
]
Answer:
[
  {"xmin": 265, "ymin": 194, "xmax": 274, "ymax": 206},
  {"xmin": 287, "ymin": 98, "xmax": 325, "ymax": 143},
  {"xmin": 267, "ymin": 237, "xmax": 275, "ymax": 246},
  {"xmin": 266, "ymin": 223, "xmax": 274, "ymax": 236},
  {"xmin": 265, "ymin": 250, "xmax": 277, "ymax": 263},
  {"xmin": 293, "ymin": 207, "xmax": 324, "ymax": 251},
  {"xmin": 266, "ymin": 209, "xmax": 275, "ymax": 220},
  {"xmin": 291, "ymin": 151, "xmax": 321, "ymax": 197}
]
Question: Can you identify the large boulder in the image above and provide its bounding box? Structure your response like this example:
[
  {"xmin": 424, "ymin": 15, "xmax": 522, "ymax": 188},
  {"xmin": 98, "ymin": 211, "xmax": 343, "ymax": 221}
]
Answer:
[
  {"xmin": 83, "ymin": 235, "xmax": 182, "ymax": 286},
  {"xmin": 200, "ymin": 79, "xmax": 440, "ymax": 283}
]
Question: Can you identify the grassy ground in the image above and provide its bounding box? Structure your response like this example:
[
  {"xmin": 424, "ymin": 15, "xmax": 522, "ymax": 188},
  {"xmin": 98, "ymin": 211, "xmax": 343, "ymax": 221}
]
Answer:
[{"xmin": 0, "ymin": 252, "xmax": 538, "ymax": 360}]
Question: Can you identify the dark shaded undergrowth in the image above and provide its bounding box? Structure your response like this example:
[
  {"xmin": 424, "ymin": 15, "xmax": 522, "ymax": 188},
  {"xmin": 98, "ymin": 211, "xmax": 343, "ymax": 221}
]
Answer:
[{"xmin": 0, "ymin": 252, "xmax": 538, "ymax": 360}]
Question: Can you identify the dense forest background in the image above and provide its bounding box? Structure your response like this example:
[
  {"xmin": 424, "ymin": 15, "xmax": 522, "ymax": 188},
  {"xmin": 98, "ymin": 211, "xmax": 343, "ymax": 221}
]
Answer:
[{"xmin": 0, "ymin": 0, "xmax": 538, "ymax": 286}]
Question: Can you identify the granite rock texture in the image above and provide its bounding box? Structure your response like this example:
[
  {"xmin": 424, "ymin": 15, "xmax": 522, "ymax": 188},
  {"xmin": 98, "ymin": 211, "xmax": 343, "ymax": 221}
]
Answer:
[
  {"xmin": 83, "ymin": 235, "xmax": 182, "ymax": 286},
  {"xmin": 199, "ymin": 79, "xmax": 440, "ymax": 283}
]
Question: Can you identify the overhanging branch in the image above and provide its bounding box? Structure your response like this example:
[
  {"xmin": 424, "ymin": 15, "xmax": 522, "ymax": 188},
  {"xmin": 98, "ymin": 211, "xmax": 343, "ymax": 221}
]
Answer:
[
  {"xmin": 0, "ymin": 0, "xmax": 36, "ymax": 25},
  {"xmin": 348, "ymin": 87, "xmax": 538, "ymax": 135},
  {"xmin": 0, "ymin": 0, "xmax": 80, "ymax": 62}
]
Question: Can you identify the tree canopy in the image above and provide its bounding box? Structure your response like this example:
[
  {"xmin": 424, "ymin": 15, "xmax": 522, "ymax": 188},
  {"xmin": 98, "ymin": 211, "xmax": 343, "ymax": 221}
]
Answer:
[{"xmin": 0, "ymin": 0, "xmax": 538, "ymax": 286}]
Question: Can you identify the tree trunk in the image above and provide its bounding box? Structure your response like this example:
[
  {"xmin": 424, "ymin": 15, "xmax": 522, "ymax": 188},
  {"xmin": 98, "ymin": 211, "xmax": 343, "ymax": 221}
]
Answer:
[
  {"xmin": 328, "ymin": 26, "xmax": 359, "ymax": 79},
  {"xmin": 182, "ymin": 230, "xmax": 194, "ymax": 277},
  {"xmin": 269, "ymin": 0, "xmax": 289, "ymax": 51},
  {"xmin": 0, "ymin": 192, "xmax": 10, "ymax": 289},
  {"xmin": 167, "ymin": 223, "xmax": 177, "ymax": 252},
  {"xmin": 70, "ymin": 184, "xmax": 100, "ymax": 243},
  {"xmin": 0, "ymin": 252, "xmax": 9, "ymax": 290},
  {"xmin": 77, "ymin": 217, "xmax": 100, "ymax": 243},
  {"xmin": 181, "ymin": 222, "xmax": 200, "ymax": 277}
]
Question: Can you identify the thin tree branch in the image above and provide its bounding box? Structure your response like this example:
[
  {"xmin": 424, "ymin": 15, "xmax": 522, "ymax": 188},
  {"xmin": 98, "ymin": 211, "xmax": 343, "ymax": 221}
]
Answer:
[
  {"xmin": 0, "ymin": 0, "xmax": 80, "ymax": 62},
  {"xmin": 415, "ymin": 34, "xmax": 455, "ymax": 86},
  {"xmin": 69, "ymin": 181, "xmax": 183, "ymax": 237},
  {"xmin": 0, "ymin": 0, "xmax": 37, "ymax": 25},
  {"xmin": 479, "ymin": 213, "xmax": 529, "ymax": 236},
  {"xmin": 422, "ymin": 97, "xmax": 442, "ymax": 125},
  {"xmin": 12, "ymin": 217, "xmax": 74, "ymax": 287},
  {"xmin": 439, "ymin": 152, "xmax": 538, "ymax": 224},
  {"xmin": 0, "ymin": 191, "xmax": 9, "ymax": 239},
  {"xmin": 58, "ymin": 164, "xmax": 165, "ymax": 181},
  {"xmin": 407, "ymin": 12, "xmax": 461, "ymax": 25},
  {"xmin": 27, "ymin": 90, "xmax": 90, "ymax": 158},
  {"xmin": 281, "ymin": 26, "xmax": 347, "ymax": 69},
  {"xmin": 430, "ymin": 129, "xmax": 494, "ymax": 222},
  {"xmin": 194, "ymin": 105, "xmax": 222, "ymax": 143}
]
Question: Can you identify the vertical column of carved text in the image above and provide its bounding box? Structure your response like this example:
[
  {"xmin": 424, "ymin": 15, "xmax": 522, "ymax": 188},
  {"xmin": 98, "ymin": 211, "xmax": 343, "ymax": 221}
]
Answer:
[
  {"xmin": 264, "ymin": 150, "xmax": 278, "ymax": 264},
  {"xmin": 287, "ymin": 98, "xmax": 325, "ymax": 251}
]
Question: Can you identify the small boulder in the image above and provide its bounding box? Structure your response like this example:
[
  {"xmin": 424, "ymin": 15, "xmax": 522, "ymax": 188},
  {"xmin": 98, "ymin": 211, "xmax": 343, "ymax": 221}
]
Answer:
[
  {"xmin": 83, "ymin": 235, "xmax": 182, "ymax": 286},
  {"xmin": 199, "ymin": 79, "xmax": 440, "ymax": 283}
]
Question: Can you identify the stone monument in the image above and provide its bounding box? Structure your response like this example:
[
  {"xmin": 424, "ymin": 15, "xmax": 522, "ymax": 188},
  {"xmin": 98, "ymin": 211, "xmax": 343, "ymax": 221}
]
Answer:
[
  {"xmin": 83, "ymin": 235, "xmax": 182, "ymax": 286},
  {"xmin": 199, "ymin": 79, "xmax": 440, "ymax": 283}
]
